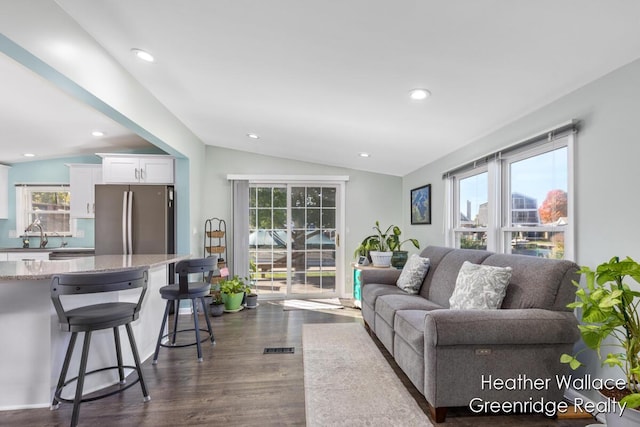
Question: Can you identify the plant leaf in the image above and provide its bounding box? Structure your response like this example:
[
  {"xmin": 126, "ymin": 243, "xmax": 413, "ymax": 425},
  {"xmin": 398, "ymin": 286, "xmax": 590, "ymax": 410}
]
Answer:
[{"xmin": 620, "ymin": 393, "xmax": 640, "ymax": 409}]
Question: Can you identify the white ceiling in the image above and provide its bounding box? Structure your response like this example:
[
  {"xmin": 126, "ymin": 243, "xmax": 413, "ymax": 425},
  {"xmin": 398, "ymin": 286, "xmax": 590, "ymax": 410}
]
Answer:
[
  {"xmin": 0, "ymin": 51, "xmax": 154, "ymax": 164},
  {"xmin": 3, "ymin": 1, "xmax": 640, "ymax": 175}
]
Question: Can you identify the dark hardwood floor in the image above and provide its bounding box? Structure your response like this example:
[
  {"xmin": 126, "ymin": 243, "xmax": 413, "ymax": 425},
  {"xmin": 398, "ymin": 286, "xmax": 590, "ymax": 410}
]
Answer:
[{"xmin": 3, "ymin": 301, "xmax": 597, "ymax": 426}]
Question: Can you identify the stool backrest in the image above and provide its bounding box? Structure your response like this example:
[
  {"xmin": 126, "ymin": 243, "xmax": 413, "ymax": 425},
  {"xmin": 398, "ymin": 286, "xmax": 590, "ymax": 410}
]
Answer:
[
  {"xmin": 175, "ymin": 257, "xmax": 217, "ymax": 293},
  {"xmin": 51, "ymin": 267, "xmax": 149, "ymax": 324}
]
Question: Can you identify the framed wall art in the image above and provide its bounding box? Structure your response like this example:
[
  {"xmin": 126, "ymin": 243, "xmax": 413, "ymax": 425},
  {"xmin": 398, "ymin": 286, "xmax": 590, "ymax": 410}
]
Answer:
[{"xmin": 411, "ymin": 184, "xmax": 431, "ymax": 225}]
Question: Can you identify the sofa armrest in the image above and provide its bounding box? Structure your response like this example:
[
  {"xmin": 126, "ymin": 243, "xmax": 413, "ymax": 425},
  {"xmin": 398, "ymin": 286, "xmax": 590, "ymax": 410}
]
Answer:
[
  {"xmin": 424, "ymin": 309, "xmax": 580, "ymax": 346},
  {"xmin": 360, "ymin": 268, "xmax": 401, "ymax": 286}
]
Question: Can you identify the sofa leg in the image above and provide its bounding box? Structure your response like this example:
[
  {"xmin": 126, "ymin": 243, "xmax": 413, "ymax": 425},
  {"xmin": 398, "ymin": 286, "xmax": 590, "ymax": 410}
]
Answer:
[{"xmin": 428, "ymin": 405, "xmax": 447, "ymax": 423}]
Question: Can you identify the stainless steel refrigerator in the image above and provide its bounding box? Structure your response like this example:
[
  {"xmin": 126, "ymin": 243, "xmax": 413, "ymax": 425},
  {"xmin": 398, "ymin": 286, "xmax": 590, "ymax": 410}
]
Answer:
[{"xmin": 94, "ymin": 185, "xmax": 175, "ymax": 256}]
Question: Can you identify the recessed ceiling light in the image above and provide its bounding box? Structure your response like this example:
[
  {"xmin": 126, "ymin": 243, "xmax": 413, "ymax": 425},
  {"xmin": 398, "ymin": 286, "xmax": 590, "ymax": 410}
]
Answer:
[
  {"xmin": 409, "ymin": 88, "xmax": 431, "ymax": 101},
  {"xmin": 358, "ymin": 152, "xmax": 370, "ymax": 158},
  {"xmin": 91, "ymin": 130, "xmax": 105, "ymax": 137},
  {"xmin": 131, "ymin": 48, "xmax": 155, "ymax": 63},
  {"xmin": 247, "ymin": 133, "xmax": 260, "ymax": 140},
  {"xmin": 23, "ymin": 153, "xmax": 35, "ymax": 157}
]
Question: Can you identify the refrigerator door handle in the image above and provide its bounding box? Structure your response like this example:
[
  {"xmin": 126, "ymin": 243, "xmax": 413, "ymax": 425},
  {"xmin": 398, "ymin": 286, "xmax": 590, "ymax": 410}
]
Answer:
[
  {"xmin": 121, "ymin": 191, "xmax": 128, "ymax": 254},
  {"xmin": 127, "ymin": 191, "xmax": 133, "ymax": 254}
]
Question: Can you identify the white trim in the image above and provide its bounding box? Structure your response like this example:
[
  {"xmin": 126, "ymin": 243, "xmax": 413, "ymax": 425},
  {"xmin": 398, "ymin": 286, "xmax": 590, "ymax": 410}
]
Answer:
[
  {"xmin": 565, "ymin": 132, "xmax": 576, "ymax": 260},
  {"xmin": 227, "ymin": 174, "xmax": 349, "ymax": 182},
  {"xmin": 95, "ymin": 153, "xmax": 173, "ymax": 159}
]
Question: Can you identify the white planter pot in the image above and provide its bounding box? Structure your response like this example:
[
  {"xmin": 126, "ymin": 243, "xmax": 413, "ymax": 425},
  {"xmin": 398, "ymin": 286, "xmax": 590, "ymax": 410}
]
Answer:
[
  {"xmin": 598, "ymin": 388, "xmax": 640, "ymax": 427},
  {"xmin": 370, "ymin": 251, "xmax": 393, "ymax": 268},
  {"xmin": 605, "ymin": 406, "xmax": 640, "ymax": 427}
]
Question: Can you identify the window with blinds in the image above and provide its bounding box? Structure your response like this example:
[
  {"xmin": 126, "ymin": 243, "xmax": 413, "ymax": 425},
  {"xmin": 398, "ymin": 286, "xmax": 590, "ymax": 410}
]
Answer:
[{"xmin": 445, "ymin": 122, "xmax": 576, "ymax": 260}]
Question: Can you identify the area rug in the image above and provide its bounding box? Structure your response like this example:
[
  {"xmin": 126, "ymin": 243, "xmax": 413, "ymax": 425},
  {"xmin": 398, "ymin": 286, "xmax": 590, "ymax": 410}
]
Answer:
[
  {"xmin": 303, "ymin": 323, "xmax": 433, "ymax": 426},
  {"xmin": 283, "ymin": 298, "xmax": 344, "ymax": 311}
]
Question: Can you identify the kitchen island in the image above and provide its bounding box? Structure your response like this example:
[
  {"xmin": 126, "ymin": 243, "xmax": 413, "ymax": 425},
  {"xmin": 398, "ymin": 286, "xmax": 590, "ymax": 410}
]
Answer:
[{"xmin": 0, "ymin": 254, "xmax": 189, "ymax": 411}]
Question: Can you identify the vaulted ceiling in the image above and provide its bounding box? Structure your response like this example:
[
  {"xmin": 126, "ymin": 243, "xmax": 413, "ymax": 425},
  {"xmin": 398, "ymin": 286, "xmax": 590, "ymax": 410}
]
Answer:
[{"xmin": 2, "ymin": 1, "xmax": 640, "ymax": 175}]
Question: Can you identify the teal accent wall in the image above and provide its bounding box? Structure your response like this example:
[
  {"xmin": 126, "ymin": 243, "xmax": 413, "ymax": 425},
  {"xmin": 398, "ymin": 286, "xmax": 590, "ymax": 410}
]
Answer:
[{"xmin": 0, "ymin": 155, "xmax": 100, "ymax": 249}]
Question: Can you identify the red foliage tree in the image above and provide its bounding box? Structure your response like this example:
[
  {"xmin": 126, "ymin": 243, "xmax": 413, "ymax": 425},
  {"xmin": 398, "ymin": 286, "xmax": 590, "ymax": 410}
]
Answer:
[{"xmin": 538, "ymin": 189, "xmax": 567, "ymax": 224}]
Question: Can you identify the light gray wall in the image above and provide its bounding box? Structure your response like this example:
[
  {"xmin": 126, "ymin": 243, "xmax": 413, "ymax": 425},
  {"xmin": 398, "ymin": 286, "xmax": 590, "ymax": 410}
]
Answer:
[
  {"xmin": 201, "ymin": 146, "xmax": 402, "ymax": 295},
  {"xmin": 404, "ymin": 57, "xmax": 640, "ymax": 399}
]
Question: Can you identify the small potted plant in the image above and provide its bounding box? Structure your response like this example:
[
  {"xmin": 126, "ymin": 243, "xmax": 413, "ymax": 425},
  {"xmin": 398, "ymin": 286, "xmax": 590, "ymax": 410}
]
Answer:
[
  {"xmin": 354, "ymin": 221, "xmax": 420, "ymax": 268},
  {"xmin": 209, "ymin": 291, "xmax": 225, "ymax": 317},
  {"xmin": 388, "ymin": 228, "xmax": 420, "ymax": 269},
  {"xmin": 245, "ymin": 283, "xmax": 258, "ymax": 309},
  {"xmin": 561, "ymin": 256, "xmax": 640, "ymax": 426},
  {"xmin": 220, "ymin": 275, "xmax": 249, "ymax": 311}
]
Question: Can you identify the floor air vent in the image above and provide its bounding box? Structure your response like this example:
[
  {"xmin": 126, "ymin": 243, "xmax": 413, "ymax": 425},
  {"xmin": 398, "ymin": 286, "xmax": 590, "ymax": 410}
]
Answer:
[{"xmin": 263, "ymin": 347, "xmax": 295, "ymax": 354}]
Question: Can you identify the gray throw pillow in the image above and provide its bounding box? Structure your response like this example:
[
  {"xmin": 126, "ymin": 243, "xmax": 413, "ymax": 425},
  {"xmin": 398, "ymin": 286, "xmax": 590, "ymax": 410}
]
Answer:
[
  {"xmin": 396, "ymin": 254, "xmax": 430, "ymax": 294},
  {"xmin": 449, "ymin": 261, "xmax": 512, "ymax": 309}
]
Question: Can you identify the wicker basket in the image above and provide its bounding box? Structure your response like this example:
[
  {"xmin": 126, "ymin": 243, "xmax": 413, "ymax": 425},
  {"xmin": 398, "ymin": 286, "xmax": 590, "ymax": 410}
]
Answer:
[
  {"xmin": 206, "ymin": 246, "xmax": 225, "ymax": 254},
  {"xmin": 206, "ymin": 230, "xmax": 225, "ymax": 238}
]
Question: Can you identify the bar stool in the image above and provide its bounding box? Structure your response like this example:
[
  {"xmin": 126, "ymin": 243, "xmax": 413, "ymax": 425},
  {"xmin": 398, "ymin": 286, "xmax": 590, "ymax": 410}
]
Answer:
[
  {"xmin": 153, "ymin": 257, "xmax": 217, "ymax": 363},
  {"xmin": 50, "ymin": 267, "xmax": 150, "ymax": 427}
]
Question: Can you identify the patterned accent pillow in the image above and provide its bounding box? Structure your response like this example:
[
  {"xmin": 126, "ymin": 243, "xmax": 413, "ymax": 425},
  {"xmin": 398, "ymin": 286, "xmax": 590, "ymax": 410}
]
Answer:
[
  {"xmin": 449, "ymin": 261, "xmax": 512, "ymax": 309},
  {"xmin": 396, "ymin": 254, "xmax": 430, "ymax": 294}
]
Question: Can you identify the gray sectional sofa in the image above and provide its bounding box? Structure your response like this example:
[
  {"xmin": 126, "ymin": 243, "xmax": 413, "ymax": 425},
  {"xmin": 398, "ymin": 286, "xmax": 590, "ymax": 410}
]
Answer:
[{"xmin": 360, "ymin": 246, "xmax": 581, "ymax": 423}]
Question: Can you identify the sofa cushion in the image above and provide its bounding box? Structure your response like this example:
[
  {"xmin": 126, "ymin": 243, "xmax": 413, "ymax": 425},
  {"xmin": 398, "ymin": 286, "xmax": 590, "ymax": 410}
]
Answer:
[
  {"xmin": 396, "ymin": 254, "xmax": 430, "ymax": 294},
  {"xmin": 482, "ymin": 254, "xmax": 580, "ymax": 310},
  {"xmin": 427, "ymin": 249, "xmax": 494, "ymax": 308},
  {"xmin": 416, "ymin": 246, "xmax": 455, "ymax": 299},
  {"xmin": 394, "ymin": 310, "xmax": 430, "ymax": 354},
  {"xmin": 376, "ymin": 294, "xmax": 443, "ymax": 326},
  {"xmin": 449, "ymin": 261, "xmax": 512, "ymax": 309},
  {"xmin": 361, "ymin": 283, "xmax": 406, "ymax": 309}
]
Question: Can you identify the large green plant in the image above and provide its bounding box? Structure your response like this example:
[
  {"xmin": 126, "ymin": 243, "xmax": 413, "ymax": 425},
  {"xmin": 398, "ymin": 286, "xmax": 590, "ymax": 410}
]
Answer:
[
  {"xmin": 353, "ymin": 221, "xmax": 420, "ymax": 258},
  {"xmin": 561, "ymin": 256, "xmax": 640, "ymax": 409},
  {"xmin": 219, "ymin": 275, "xmax": 251, "ymax": 295}
]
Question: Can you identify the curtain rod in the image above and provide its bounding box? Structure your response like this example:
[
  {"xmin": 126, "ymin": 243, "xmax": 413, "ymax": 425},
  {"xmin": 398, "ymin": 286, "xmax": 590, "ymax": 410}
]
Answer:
[{"xmin": 442, "ymin": 119, "xmax": 578, "ymax": 179}]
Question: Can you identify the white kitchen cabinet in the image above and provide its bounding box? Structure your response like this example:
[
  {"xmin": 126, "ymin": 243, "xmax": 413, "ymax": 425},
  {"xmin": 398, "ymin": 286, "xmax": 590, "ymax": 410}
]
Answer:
[
  {"xmin": 0, "ymin": 253, "xmax": 7, "ymax": 261},
  {"xmin": 6, "ymin": 251, "xmax": 50, "ymax": 261},
  {"xmin": 68, "ymin": 164, "xmax": 102, "ymax": 218},
  {"xmin": 100, "ymin": 154, "xmax": 174, "ymax": 184},
  {"xmin": 0, "ymin": 165, "xmax": 10, "ymax": 219}
]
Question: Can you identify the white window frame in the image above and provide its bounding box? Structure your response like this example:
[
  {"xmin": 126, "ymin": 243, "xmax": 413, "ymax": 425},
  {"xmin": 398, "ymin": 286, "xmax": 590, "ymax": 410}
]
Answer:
[
  {"xmin": 15, "ymin": 185, "xmax": 71, "ymax": 236},
  {"xmin": 229, "ymin": 174, "xmax": 348, "ymax": 298},
  {"xmin": 445, "ymin": 126, "xmax": 575, "ymax": 260},
  {"xmin": 500, "ymin": 133, "xmax": 574, "ymax": 259},
  {"xmin": 450, "ymin": 166, "xmax": 490, "ymax": 250}
]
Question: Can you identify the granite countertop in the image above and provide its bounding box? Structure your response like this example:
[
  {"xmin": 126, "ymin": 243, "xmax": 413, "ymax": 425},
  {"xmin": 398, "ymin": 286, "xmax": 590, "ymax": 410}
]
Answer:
[{"xmin": 0, "ymin": 254, "xmax": 190, "ymax": 280}]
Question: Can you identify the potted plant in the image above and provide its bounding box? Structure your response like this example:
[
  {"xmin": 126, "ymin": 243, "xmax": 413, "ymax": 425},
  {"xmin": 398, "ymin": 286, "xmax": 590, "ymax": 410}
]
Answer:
[
  {"xmin": 388, "ymin": 228, "xmax": 420, "ymax": 269},
  {"xmin": 354, "ymin": 221, "xmax": 420, "ymax": 268},
  {"xmin": 220, "ymin": 275, "xmax": 249, "ymax": 311},
  {"xmin": 209, "ymin": 291, "xmax": 225, "ymax": 317},
  {"xmin": 245, "ymin": 282, "xmax": 258, "ymax": 309},
  {"xmin": 561, "ymin": 256, "xmax": 640, "ymax": 426}
]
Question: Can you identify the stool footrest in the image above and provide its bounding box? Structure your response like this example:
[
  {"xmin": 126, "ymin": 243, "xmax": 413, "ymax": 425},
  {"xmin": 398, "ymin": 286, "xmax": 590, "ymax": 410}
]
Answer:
[
  {"xmin": 159, "ymin": 328, "xmax": 214, "ymax": 349},
  {"xmin": 54, "ymin": 365, "xmax": 147, "ymax": 404}
]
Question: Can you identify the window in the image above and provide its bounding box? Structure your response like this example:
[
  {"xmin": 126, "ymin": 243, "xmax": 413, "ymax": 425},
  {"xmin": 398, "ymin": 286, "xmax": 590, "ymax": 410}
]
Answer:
[
  {"xmin": 16, "ymin": 185, "xmax": 71, "ymax": 236},
  {"xmin": 453, "ymin": 169, "xmax": 489, "ymax": 250},
  {"xmin": 446, "ymin": 124, "xmax": 575, "ymax": 260},
  {"xmin": 503, "ymin": 145, "xmax": 569, "ymax": 259}
]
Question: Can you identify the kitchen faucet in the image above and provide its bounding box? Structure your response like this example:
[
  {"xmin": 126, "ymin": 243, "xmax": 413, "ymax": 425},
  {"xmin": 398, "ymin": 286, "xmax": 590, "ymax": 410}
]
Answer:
[{"xmin": 25, "ymin": 218, "xmax": 48, "ymax": 248}]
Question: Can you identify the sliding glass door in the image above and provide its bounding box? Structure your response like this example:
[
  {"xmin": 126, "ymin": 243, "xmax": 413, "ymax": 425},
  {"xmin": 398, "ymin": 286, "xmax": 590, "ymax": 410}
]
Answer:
[{"xmin": 249, "ymin": 183, "xmax": 340, "ymax": 298}]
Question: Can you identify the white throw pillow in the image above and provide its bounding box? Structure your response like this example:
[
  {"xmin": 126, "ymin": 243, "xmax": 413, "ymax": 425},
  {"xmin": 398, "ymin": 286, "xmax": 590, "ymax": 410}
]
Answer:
[
  {"xmin": 449, "ymin": 261, "xmax": 512, "ymax": 309},
  {"xmin": 395, "ymin": 254, "xmax": 430, "ymax": 294}
]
